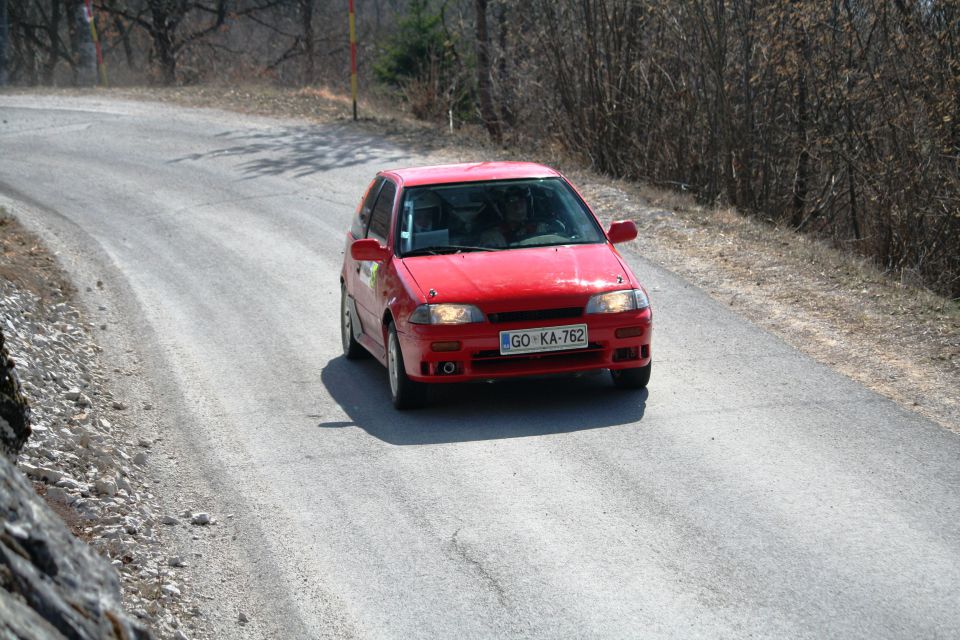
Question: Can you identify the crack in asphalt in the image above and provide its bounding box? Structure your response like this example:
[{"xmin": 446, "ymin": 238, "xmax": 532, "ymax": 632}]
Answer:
[{"xmin": 450, "ymin": 527, "xmax": 510, "ymax": 609}]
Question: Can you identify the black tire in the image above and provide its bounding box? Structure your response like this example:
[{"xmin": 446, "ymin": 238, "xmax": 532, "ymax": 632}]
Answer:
[
  {"xmin": 387, "ymin": 323, "xmax": 428, "ymax": 409},
  {"xmin": 611, "ymin": 361, "xmax": 651, "ymax": 390},
  {"xmin": 341, "ymin": 286, "xmax": 365, "ymax": 359}
]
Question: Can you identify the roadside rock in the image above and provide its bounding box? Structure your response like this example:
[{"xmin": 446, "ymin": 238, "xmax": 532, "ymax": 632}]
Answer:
[
  {"xmin": 0, "ymin": 327, "xmax": 30, "ymax": 459},
  {"xmin": 0, "ymin": 593, "xmax": 66, "ymax": 639},
  {"xmin": 1, "ymin": 452, "xmax": 151, "ymax": 639}
]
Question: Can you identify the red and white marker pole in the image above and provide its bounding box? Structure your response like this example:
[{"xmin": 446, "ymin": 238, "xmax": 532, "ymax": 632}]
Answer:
[
  {"xmin": 349, "ymin": 0, "xmax": 357, "ymax": 120},
  {"xmin": 83, "ymin": 0, "xmax": 107, "ymax": 86}
]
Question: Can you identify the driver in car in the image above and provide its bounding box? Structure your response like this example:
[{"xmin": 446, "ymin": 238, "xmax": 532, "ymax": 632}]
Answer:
[
  {"xmin": 481, "ymin": 186, "xmax": 547, "ymax": 247},
  {"xmin": 413, "ymin": 204, "xmax": 434, "ymax": 232}
]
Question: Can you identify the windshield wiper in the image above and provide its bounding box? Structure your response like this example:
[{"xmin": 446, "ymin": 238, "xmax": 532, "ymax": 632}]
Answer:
[{"xmin": 403, "ymin": 245, "xmax": 501, "ymax": 257}]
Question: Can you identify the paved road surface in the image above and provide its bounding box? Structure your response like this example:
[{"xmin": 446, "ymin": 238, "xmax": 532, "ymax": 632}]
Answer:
[{"xmin": 1, "ymin": 94, "xmax": 958, "ymax": 639}]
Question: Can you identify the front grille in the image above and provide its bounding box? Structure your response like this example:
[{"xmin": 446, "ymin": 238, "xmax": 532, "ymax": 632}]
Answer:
[
  {"xmin": 469, "ymin": 344, "xmax": 606, "ymax": 374},
  {"xmin": 487, "ymin": 307, "xmax": 582, "ymax": 324},
  {"xmin": 472, "ymin": 342, "xmax": 603, "ymax": 360}
]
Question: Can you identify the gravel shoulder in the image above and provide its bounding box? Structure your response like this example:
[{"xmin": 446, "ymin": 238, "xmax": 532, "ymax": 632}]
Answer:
[{"xmin": 0, "ymin": 210, "xmax": 213, "ymax": 639}]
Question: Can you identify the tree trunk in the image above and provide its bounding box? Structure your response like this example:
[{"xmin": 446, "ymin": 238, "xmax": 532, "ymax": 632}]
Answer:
[
  {"xmin": 474, "ymin": 0, "xmax": 501, "ymax": 142},
  {"xmin": 115, "ymin": 16, "xmax": 137, "ymax": 71},
  {"xmin": 70, "ymin": 0, "xmax": 96, "ymax": 86},
  {"xmin": 791, "ymin": 2, "xmax": 811, "ymax": 228},
  {"xmin": 0, "ymin": 0, "xmax": 9, "ymax": 85},
  {"xmin": 149, "ymin": 2, "xmax": 177, "ymax": 85},
  {"xmin": 152, "ymin": 29, "xmax": 176, "ymax": 85},
  {"xmin": 495, "ymin": 1, "xmax": 511, "ymax": 127},
  {"xmin": 300, "ymin": 0, "xmax": 314, "ymax": 85},
  {"xmin": 41, "ymin": 0, "xmax": 62, "ymax": 85}
]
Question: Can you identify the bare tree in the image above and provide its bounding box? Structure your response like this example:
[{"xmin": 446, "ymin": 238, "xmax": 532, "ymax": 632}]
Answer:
[{"xmin": 474, "ymin": 0, "xmax": 500, "ymax": 142}]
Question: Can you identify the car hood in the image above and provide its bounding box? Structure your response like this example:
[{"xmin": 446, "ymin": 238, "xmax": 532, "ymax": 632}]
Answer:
[{"xmin": 399, "ymin": 244, "xmax": 631, "ymax": 309}]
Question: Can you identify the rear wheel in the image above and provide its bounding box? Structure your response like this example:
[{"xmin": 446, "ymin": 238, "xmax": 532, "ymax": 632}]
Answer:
[
  {"xmin": 387, "ymin": 323, "xmax": 427, "ymax": 409},
  {"xmin": 341, "ymin": 286, "xmax": 365, "ymax": 359},
  {"xmin": 611, "ymin": 361, "xmax": 651, "ymax": 390}
]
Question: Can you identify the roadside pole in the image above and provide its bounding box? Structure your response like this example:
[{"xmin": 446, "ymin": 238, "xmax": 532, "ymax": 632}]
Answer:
[
  {"xmin": 349, "ymin": 0, "xmax": 357, "ymax": 120},
  {"xmin": 83, "ymin": 0, "xmax": 108, "ymax": 86},
  {"xmin": 0, "ymin": 0, "xmax": 8, "ymax": 86}
]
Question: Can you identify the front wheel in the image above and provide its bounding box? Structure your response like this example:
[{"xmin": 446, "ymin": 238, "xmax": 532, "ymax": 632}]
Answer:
[
  {"xmin": 387, "ymin": 323, "xmax": 427, "ymax": 409},
  {"xmin": 611, "ymin": 361, "xmax": 651, "ymax": 390}
]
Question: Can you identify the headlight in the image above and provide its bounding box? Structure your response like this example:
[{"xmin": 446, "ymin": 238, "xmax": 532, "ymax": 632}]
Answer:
[
  {"xmin": 585, "ymin": 289, "xmax": 650, "ymax": 314},
  {"xmin": 409, "ymin": 303, "xmax": 485, "ymax": 325}
]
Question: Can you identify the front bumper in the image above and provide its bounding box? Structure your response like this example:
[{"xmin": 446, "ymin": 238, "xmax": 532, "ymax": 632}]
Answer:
[{"xmin": 398, "ymin": 308, "xmax": 652, "ymax": 383}]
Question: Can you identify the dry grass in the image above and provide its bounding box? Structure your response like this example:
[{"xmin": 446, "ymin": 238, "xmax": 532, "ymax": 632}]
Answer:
[
  {"xmin": 569, "ymin": 177, "xmax": 960, "ymax": 432},
  {"xmin": 5, "ymin": 84, "xmax": 958, "ymax": 432}
]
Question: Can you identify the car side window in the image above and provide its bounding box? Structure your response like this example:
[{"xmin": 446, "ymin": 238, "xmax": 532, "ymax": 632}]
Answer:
[
  {"xmin": 367, "ymin": 180, "xmax": 396, "ymax": 244},
  {"xmin": 351, "ymin": 178, "xmax": 383, "ymax": 239}
]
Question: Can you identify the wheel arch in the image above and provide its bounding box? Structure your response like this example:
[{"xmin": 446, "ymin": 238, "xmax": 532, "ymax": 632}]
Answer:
[{"xmin": 381, "ymin": 308, "xmax": 395, "ymax": 341}]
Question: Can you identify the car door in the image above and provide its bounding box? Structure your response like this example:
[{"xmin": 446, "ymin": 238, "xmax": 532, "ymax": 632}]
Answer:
[
  {"xmin": 353, "ymin": 178, "xmax": 397, "ymax": 350},
  {"xmin": 344, "ymin": 176, "xmax": 382, "ymax": 334},
  {"xmin": 345, "ymin": 177, "xmax": 382, "ymax": 286}
]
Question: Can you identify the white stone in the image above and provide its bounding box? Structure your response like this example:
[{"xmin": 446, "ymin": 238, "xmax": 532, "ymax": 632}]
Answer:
[
  {"xmin": 190, "ymin": 513, "xmax": 211, "ymax": 526},
  {"xmin": 55, "ymin": 477, "xmax": 82, "ymax": 491},
  {"xmin": 116, "ymin": 475, "xmax": 132, "ymax": 493},
  {"xmin": 26, "ymin": 463, "xmax": 63, "ymax": 484},
  {"xmin": 45, "ymin": 486, "xmax": 70, "ymax": 503},
  {"xmin": 95, "ymin": 479, "xmax": 117, "ymax": 497},
  {"xmin": 19, "ymin": 462, "xmax": 40, "ymax": 477},
  {"xmin": 161, "ymin": 584, "xmax": 181, "ymax": 598},
  {"xmin": 37, "ymin": 467, "xmax": 63, "ymax": 483}
]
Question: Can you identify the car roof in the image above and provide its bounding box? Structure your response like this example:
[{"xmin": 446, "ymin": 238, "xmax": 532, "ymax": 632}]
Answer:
[{"xmin": 381, "ymin": 162, "xmax": 562, "ymax": 188}]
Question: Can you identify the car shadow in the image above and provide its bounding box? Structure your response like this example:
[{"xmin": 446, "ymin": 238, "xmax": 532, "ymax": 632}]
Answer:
[
  {"xmin": 320, "ymin": 356, "xmax": 647, "ymax": 446},
  {"xmin": 167, "ymin": 123, "xmax": 412, "ymax": 179}
]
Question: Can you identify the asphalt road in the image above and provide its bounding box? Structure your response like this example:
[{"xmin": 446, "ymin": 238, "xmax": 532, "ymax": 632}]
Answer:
[{"xmin": 2, "ymin": 94, "xmax": 959, "ymax": 639}]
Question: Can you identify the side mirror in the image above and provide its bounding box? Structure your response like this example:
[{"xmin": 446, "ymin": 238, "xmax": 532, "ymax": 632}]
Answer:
[
  {"xmin": 607, "ymin": 220, "xmax": 638, "ymax": 245},
  {"xmin": 351, "ymin": 238, "xmax": 390, "ymax": 262}
]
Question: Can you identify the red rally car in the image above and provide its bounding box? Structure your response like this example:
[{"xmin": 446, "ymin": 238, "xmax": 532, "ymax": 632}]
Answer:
[{"xmin": 340, "ymin": 162, "xmax": 652, "ymax": 409}]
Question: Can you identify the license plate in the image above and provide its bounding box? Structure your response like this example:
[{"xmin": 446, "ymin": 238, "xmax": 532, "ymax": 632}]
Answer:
[{"xmin": 499, "ymin": 324, "xmax": 588, "ymax": 355}]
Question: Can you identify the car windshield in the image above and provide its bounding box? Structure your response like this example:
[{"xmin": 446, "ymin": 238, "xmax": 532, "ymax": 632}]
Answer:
[{"xmin": 396, "ymin": 178, "xmax": 606, "ymax": 256}]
